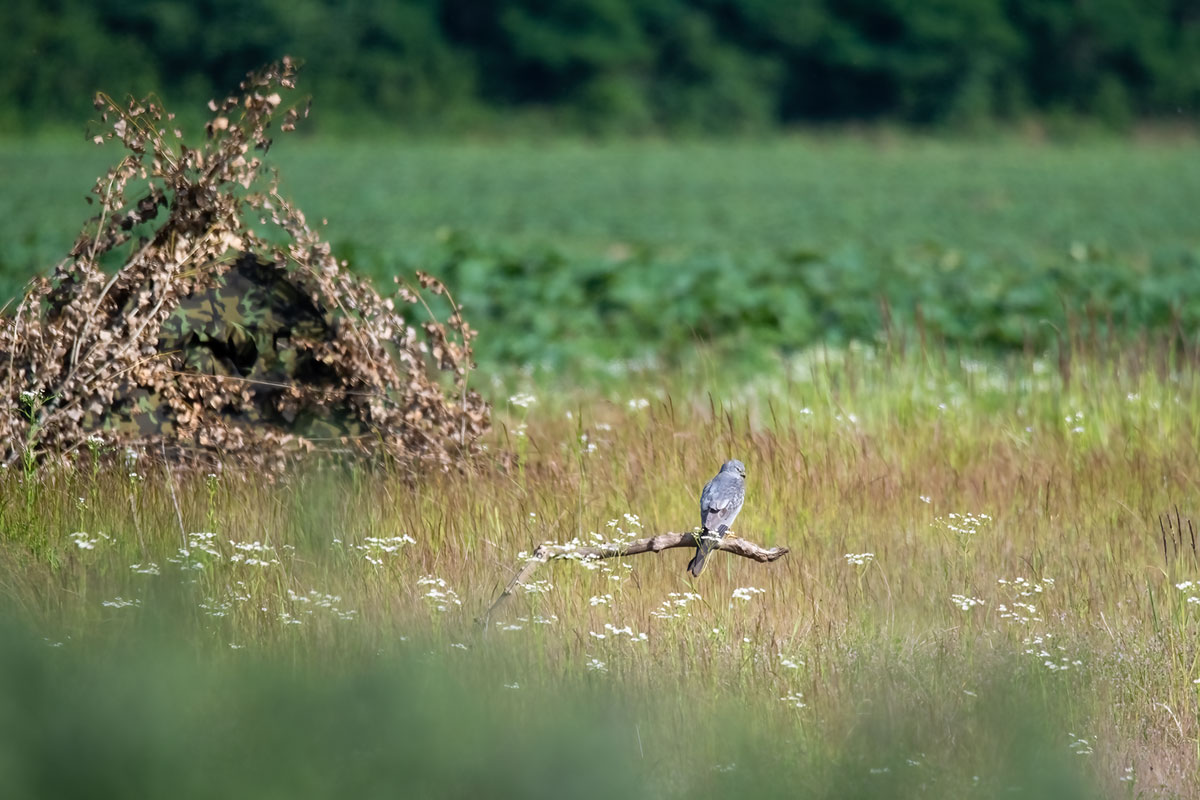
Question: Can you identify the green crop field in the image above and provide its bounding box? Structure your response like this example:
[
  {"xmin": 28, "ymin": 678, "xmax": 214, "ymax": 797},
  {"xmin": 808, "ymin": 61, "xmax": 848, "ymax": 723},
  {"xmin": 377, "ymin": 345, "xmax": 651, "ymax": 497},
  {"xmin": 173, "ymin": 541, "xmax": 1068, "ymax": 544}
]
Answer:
[
  {"xmin": 3, "ymin": 132, "xmax": 1200, "ymax": 798},
  {"xmin": 3, "ymin": 135, "xmax": 1199, "ymax": 368}
]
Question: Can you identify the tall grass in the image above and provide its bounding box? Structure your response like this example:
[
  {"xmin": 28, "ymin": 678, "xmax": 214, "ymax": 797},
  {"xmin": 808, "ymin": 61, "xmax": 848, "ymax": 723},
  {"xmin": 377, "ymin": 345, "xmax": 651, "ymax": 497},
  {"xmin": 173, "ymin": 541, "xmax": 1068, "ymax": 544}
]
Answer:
[{"xmin": 2, "ymin": 341, "xmax": 1198, "ymax": 796}]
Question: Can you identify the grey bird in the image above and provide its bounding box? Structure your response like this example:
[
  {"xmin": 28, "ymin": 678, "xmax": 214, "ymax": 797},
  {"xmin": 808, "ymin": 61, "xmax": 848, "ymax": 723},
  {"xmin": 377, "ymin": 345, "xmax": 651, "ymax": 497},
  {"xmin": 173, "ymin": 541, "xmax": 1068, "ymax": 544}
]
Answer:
[{"xmin": 687, "ymin": 459, "xmax": 747, "ymax": 577}]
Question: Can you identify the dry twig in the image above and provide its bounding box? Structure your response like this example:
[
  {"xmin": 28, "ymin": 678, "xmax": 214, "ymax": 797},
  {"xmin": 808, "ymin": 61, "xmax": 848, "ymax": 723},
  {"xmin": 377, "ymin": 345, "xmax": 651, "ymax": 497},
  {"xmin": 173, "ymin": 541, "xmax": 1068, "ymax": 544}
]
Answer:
[{"xmin": 482, "ymin": 531, "xmax": 788, "ymax": 624}]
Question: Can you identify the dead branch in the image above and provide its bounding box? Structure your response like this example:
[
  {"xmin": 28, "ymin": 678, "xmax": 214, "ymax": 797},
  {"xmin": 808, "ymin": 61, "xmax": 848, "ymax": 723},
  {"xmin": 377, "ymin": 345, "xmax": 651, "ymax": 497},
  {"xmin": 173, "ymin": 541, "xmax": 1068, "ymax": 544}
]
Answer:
[{"xmin": 481, "ymin": 531, "xmax": 788, "ymax": 625}]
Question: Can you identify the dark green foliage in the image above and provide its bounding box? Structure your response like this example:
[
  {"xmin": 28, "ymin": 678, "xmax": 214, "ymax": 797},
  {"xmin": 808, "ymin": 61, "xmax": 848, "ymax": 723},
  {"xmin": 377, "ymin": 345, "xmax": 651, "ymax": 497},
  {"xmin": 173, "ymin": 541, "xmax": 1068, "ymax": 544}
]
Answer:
[
  {"xmin": 1, "ymin": 0, "xmax": 1197, "ymax": 132},
  {"xmin": 3, "ymin": 138, "xmax": 1199, "ymax": 373},
  {"xmin": 422, "ymin": 233, "xmax": 1200, "ymax": 368}
]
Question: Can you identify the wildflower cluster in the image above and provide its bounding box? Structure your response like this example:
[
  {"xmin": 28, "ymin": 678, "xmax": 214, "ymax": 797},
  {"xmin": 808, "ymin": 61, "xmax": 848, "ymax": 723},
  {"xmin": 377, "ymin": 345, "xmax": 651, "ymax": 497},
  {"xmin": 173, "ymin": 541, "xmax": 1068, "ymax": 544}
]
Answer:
[
  {"xmin": 844, "ymin": 552, "xmax": 875, "ymax": 566},
  {"xmin": 161, "ymin": 532, "xmax": 282, "ymax": 572},
  {"xmin": 200, "ymin": 598, "xmax": 234, "ymax": 618},
  {"xmin": 731, "ymin": 586, "xmax": 767, "ymax": 602},
  {"xmin": 418, "ymin": 575, "xmax": 461, "ymax": 612},
  {"xmin": 950, "ymin": 594, "xmax": 985, "ymax": 611},
  {"xmin": 1067, "ymin": 733, "xmax": 1093, "ymax": 755},
  {"xmin": 186, "ymin": 531, "xmax": 221, "ymax": 558},
  {"xmin": 199, "ymin": 581, "xmax": 254, "ymax": 618},
  {"xmin": 286, "ymin": 588, "xmax": 357, "ymax": 622},
  {"xmin": 69, "ymin": 531, "xmax": 109, "ymax": 550},
  {"xmin": 1175, "ymin": 580, "xmax": 1200, "ymax": 607},
  {"xmin": 589, "ymin": 623, "xmax": 648, "ymax": 642},
  {"xmin": 781, "ymin": 690, "xmax": 807, "ymax": 709},
  {"xmin": 778, "ymin": 653, "xmax": 803, "ymax": 670},
  {"xmin": 508, "ymin": 393, "xmax": 536, "ymax": 408},
  {"xmin": 606, "ymin": 513, "xmax": 644, "ymax": 540},
  {"xmin": 996, "ymin": 576, "xmax": 1054, "ymax": 625},
  {"xmin": 230, "ymin": 540, "xmax": 281, "ymax": 567},
  {"xmin": 651, "ymin": 591, "xmax": 701, "ymax": 619},
  {"xmin": 354, "ymin": 535, "xmax": 417, "ymax": 566},
  {"xmin": 934, "ymin": 512, "xmax": 992, "ymax": 546},
  {"xmin": 498, "ymin": 614, "xmax": 559, "ymax": 631},
  {"xmin": 1023, "ymin": 633, "xmax": 1082, "ymax": 672}
]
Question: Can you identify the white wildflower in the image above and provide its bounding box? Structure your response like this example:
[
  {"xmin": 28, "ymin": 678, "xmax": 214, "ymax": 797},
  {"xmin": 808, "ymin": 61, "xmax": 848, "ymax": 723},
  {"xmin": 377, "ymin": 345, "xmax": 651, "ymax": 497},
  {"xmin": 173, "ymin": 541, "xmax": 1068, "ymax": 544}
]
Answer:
[
  {"xmin": 355, "ymin": 535, "xmax": 416, "ymax": 563},
  {"xmin": 781, "ymin": 691, "xmax": 807, "ymax": 709},
  {"xmin": 69, "ymin": 532, "xmax": 99, "ymax": 550},
  {"xmin": 418, "ymin": 575, "xmax": 461, "ymax": 612},
  {"xmin": 229, "ymin": 540, "xmax": 280, "ymax": 567},
  {"xmin": 950, "ymin": 594, "xmax": 985, "ymax": 611}
]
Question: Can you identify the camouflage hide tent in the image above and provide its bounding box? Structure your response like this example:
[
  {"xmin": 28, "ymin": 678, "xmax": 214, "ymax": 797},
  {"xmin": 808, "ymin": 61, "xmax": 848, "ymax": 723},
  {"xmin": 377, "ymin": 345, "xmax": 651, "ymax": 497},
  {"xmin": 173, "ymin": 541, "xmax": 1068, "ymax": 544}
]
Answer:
[{"xmin": 0, "ymin": 60, "xmax": 489, "ymax": 471}]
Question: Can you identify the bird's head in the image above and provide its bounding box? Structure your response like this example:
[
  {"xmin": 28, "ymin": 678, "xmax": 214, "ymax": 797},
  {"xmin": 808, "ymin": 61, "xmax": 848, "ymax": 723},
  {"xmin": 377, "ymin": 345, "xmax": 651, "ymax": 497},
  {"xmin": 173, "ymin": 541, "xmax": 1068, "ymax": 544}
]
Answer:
[{"xmin": 721, "ymin": 459, "xmax": 747, "ymax": 479}]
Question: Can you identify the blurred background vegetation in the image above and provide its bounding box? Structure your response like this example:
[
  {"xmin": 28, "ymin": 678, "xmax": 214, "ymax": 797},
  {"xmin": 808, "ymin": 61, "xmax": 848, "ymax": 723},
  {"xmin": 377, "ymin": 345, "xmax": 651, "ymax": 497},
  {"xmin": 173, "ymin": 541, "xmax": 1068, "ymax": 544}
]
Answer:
[
  {"xmin": 1, "ymin": 0, "xmax": 1198, "ymax": 374},
  {"xmin": 2, "ymin": 0, "xmax": 1197, "ymax": 135}
]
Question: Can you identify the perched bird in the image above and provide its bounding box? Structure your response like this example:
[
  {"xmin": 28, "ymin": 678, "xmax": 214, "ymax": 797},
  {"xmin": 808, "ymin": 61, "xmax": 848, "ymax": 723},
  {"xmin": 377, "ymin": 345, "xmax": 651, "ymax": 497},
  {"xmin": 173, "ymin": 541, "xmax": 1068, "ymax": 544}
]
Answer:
[{"xmin": 687, "ymin": 459, "xmax": 746, "ymax": 577}]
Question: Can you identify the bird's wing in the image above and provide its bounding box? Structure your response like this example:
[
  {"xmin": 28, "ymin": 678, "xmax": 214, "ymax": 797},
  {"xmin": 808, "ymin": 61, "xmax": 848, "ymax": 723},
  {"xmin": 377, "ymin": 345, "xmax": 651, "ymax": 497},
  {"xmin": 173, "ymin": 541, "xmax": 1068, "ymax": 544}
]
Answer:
[
  {"xmin": 702, "ymin": 502, "xmax": 737, "ymax": 533},
  {"xmin": 701, "ymin": 478, "xmax": 739, "ymax": 533}
]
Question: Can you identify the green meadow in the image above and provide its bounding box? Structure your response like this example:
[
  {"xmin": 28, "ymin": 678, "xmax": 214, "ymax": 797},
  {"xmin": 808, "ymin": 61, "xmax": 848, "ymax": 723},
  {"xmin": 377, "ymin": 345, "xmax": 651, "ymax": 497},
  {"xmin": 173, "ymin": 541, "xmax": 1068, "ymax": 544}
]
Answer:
[
  {"xmin": 3, "ymin": 136, "xmax": 1199, "ymax": 367},
  {"xmin": 2, "ymin": 135, "xmax": 1200, "ymax": 797}
]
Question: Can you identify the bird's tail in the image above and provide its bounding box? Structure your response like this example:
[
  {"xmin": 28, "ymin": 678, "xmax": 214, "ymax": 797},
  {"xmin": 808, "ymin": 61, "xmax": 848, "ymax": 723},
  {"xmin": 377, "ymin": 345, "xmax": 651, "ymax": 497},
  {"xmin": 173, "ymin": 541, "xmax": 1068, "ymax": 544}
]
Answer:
[{"xmin": 686, "ymin": 527, "xmax": 725, "ymax": 577}]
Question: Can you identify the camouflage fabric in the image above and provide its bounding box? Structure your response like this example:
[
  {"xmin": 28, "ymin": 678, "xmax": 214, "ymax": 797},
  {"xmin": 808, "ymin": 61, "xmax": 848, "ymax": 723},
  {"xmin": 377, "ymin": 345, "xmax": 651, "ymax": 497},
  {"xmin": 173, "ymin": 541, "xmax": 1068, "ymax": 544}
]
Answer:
[
  {"xmin": 158, "ymin": 254, "xmax": 328, "ymax": 381},
  {"xmin": 95, "ymin": 254, "xmax": 366, "ymax": 440}
]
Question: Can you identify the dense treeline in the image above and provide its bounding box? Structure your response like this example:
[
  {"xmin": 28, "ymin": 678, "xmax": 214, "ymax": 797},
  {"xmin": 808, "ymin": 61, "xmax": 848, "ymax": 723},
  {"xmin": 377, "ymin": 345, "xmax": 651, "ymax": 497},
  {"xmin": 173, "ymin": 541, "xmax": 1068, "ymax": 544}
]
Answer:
[{"xmin": 2, "ymin": 0, "xmax": 1198, "ymax": 132}]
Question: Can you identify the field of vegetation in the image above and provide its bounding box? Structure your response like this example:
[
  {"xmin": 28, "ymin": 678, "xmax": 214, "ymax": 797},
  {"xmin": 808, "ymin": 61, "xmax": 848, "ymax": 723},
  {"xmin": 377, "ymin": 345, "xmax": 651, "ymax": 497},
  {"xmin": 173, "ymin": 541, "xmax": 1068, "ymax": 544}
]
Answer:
[
  {"xmin": 3, "ymin": 343, "xmax": 1200, "ymax": 797},
  {"xmin": 3, "ymin": 135, "xmax": 1200, "ymax": 369},
  {"xmin": 2, "ymin": 132, "xmax": 1200, "ymax": 797}
]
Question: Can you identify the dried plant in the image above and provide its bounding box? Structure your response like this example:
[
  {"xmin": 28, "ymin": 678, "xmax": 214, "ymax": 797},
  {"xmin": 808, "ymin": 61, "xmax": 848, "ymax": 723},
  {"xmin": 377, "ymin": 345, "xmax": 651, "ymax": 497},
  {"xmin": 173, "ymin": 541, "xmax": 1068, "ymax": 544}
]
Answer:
[{"xmin": 0, "ymin": 58, "xmax": 489, "ymax": 471}]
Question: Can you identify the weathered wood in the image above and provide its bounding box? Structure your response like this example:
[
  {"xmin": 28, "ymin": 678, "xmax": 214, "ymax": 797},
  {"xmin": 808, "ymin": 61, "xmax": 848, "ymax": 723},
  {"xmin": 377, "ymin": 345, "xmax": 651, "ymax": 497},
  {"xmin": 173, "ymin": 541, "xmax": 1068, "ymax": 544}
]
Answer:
[{"xmin": 481, "ymin": 531, "xmax": 788, "ymax": 625}]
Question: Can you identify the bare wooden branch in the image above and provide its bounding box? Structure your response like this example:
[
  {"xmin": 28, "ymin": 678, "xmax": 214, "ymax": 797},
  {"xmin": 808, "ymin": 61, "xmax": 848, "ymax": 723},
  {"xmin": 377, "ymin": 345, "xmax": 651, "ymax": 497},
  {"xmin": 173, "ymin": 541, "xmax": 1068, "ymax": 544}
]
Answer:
[{"xmin": 481, "ymin": 531, "xmax": 788, "ymax": 625}]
